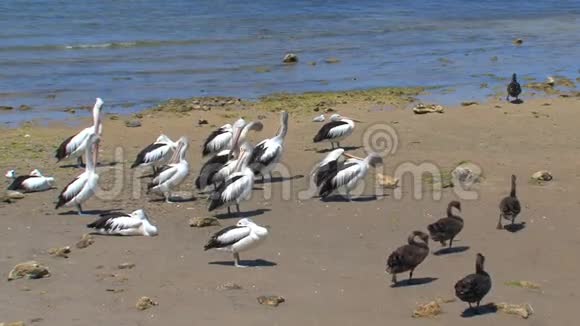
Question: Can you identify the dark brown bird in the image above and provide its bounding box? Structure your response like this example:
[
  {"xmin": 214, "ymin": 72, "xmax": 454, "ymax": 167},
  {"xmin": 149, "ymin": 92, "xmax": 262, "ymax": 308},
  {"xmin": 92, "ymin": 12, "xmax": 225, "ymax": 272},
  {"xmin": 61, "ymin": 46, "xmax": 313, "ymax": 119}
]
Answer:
[
  {"xmin": 386, "ymin": 231, "xmax": 429, "ymax": 284},
  {"xmin": 506, "ymin": 73, "xmax": 522, "ymax": 101},
  {"xmin": 454, "ymin": 253, "xmax": 492, "ymax": 311},
  {"xmin": 497, "ymin": 174, "xmax": 521, "ymax": 229},
  {"xmin": 428, "ymin": 201, "xmax": 463, "ymax": 248}
]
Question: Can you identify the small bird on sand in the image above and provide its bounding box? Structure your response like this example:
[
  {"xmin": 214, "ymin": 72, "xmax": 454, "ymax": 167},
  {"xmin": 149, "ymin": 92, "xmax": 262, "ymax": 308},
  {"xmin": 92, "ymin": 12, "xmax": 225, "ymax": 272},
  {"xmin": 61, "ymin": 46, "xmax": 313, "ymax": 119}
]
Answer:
[
  {"xmin": 497, "ymin": 174, "xmax": 521, "ymax": 229},
  {"xmin": 455, "ymin": 253, "xmax": 492, "ymax": 312},
  {"xmin": 506, "ymin": 73, "xmax": 522, "ymax": 102}
]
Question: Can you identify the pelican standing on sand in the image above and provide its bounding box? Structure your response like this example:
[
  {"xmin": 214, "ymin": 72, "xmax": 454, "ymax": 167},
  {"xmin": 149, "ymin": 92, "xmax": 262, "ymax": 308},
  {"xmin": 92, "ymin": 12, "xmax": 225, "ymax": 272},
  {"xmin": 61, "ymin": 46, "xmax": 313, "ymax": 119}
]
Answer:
[
  {"xmin": 248, "ymin": 111, "xmax": 288, "ymax": 180},
  {"xmin": 55, "ymin": 98, "xmax": 103, "ymax": 167},
  {"xmin": 202, "ymin": 123, "xmax": 233, "ymax": 157},
  {"xmin": 208, "ymin": 142, "xmax": 255, "ymax": 215},
  {"xmin": 131, "ymin": 134, "xmax": 178, "ymax": 174},
  {"xmin": 204, "ymin": 218, "xmax": 269, "ymax": 268},
  {"xmin": 6, "ymin": 169, "xmax": 55, "ymax": 192},
  {"xmin": 311, "ymin": 148, "xmax": 345, "ymax": 187},
  {"xmin": 318, "ymin": 152, "xmax": 383, "ymax": 200},
  {"xmin": 87, "ymin": 209, "xmax": 158, "ymax": 236},
  {"xmin": 196, "ymin": 119, "xmax": 263, "ymax": 191},
  {"xmin": 55, "ymin": 133, "xmax": 100, "ymax": 215},
  {"xmin": 313, "ymin": 113, "xmax": 358, "ymax": 149},
  {"xmin": 147, "ymin": 136, "xmax": 190, "ymax": 203}
]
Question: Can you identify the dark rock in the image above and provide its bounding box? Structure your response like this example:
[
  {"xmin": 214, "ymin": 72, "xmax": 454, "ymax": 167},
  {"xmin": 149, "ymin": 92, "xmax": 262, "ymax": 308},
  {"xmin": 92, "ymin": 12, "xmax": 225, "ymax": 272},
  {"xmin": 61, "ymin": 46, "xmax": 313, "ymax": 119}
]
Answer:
[
  {"xmin": 257, "ymin": 115, "xmax": 267, "ymax": 120},
  {"xmin": 0, "ymin": 106, "xmax": 14, "ymax": 111},
  {"xmin": 125, "ymin": 120, "xmax": 142, "ymax": 128},
  {"xmin": 513, "ymin": 38, "xmax": 523, "ymax": 45},
  {"xmin": 198, "ymin": 119, "xmax": 208, "ymax": 126},
  {"xmin": 18, "ymin": 105, "xmax": 32, "ymax": 111},
  {"xmin": 282, "ymin": 53, "xmax": 298, "ymax": 64},
  {"xmin": 109, "ymin": 115, "xmax": 120, "ymax": 120}
]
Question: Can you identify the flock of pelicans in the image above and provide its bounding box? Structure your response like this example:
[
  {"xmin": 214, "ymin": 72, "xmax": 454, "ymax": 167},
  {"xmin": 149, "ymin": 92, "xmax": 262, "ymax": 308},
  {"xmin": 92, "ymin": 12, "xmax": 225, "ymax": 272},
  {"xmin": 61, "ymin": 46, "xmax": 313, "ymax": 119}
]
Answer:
[{"xmin": 6, "ymin": 87, "xmax": 524, "ymax": 314}]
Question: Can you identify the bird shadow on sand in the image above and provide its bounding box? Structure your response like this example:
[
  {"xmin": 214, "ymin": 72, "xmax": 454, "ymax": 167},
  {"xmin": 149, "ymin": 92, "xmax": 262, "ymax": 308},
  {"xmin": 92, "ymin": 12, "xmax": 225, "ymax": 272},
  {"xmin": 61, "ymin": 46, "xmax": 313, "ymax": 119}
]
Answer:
[
  {"xmin": 58, "ymin": 208, "xmax": 122, "ymax": 216},
  {"xmin": 209, "ymin": 259, "xmax": 277, "ymax": 268},
  {"xmin": 433, "ymin": 246, "xmax": 470, "ymax": 256},
  {"xmin": 213, "ymin": 208, "xmax": 271, "ymax": 219},
  {"xmin": 58, "ymin": 161, "xmax": 120, "ymax": 169},
  {"xmin": 255, "ymin": 174, "xmax": 304, "ymax": 185},
  {"xmin": 461, "ymin": 303, "xmax": 498, "ymax": 318},
  {"xmin": 315, "ymin": 146, "xmax": 361, "ymax": 154},
  {"xmin": 391, "ymin": 277, "xmax": 438, "ymax": 288},
  {"xmin": 504, "ymin": 222, "xmax": 526, "ymax": 233},
  {"xmin": 509, "ymin": 99, "xmax": 524, "ymax": 104},
  {"xmin": 149, "ymin": 196, "xmax": 196, "ymax": 203},
  {"xmin": 320, "ymin": 194, "xmax": 387, "ymax": 203}
]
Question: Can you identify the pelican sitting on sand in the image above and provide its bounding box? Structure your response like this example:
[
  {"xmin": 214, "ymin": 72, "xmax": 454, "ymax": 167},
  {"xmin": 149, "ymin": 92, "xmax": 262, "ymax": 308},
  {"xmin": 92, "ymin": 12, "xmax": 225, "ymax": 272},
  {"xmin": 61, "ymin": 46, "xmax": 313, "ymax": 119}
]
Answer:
[
  {"xmin": 55, "ymin": 98, "xmax": 103, "ymax": 167},
  {"xmin": 87, "ymin": 209, "xmax": 158, "ymax": 236},
  {"xmin": 5, "ymin": 169, "xmax": 55, "ymax": 192},
  {"xmin": 147, "ymin": 136, "xmax": 190, "ymax": 203},
  {"xmin": 55, "ymin": 133, "xmax": 100, "ymax": 215},
  {"xmin": 204, "ymin": 218, "xmax": 269, "ymax": 268}
]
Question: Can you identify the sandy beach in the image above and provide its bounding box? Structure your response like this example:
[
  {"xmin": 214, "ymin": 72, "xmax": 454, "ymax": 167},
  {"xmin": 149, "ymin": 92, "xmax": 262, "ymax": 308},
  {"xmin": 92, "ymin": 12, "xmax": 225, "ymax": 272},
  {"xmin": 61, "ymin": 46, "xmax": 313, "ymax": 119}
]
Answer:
[{"xmin": 1, "ymin": 90, "xmax": 580, "ymax": 325}]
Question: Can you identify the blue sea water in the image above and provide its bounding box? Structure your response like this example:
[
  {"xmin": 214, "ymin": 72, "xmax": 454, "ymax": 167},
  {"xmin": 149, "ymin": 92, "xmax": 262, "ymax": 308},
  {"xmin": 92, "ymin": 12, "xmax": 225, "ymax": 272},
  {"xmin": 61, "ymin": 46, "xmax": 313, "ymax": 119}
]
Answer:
[{"xmin": 0, "ymin": 0, "xmax": 579, "ymax": 123}]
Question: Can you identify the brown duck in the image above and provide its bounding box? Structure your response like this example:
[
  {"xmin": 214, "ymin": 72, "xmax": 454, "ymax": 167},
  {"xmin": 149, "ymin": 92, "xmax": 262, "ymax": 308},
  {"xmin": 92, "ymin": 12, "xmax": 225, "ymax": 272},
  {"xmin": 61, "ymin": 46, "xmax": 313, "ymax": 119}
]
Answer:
[
  {"xmin": 428, "ymin": 201, "xmax": 463, "ymax": 248},
  {"xmin": 454, "ymin": 253, "xmax": 492, "ymax": 311},
  {"xmin": 386, "ymin": 231, "xmax": 429, "ymax": 284},
  {"xmin": 498, "ymin": 174, "xmax": 521, "ymax": 229}
]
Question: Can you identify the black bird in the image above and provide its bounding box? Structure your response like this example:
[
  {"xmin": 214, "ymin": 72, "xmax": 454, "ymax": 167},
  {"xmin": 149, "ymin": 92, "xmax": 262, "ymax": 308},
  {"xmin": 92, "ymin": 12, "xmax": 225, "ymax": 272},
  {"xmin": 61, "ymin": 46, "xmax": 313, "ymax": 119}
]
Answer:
[
  {"xmin": 454, "ymin": 253, "xmax": 492, "ymax": 311},
  {"xmin": 428, "ymin": 201, "xmax": 463, "ymax": 248},
  {"xmin": 497, "ymin": 174, "xmax": 521, "ymax": 229},
  {"xmin": 386, "ymin": 231, "xmax": 430, "ymax": 284},
  {"xmin": 506, "ymin": 73, "xmax": 522, "ymax": 102}
]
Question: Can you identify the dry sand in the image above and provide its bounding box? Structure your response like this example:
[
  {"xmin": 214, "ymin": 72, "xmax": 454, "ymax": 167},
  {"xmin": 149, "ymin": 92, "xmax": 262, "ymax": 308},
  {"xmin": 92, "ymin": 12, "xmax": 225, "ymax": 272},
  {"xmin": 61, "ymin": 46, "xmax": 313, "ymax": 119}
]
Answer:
[{"xmin": 1, "ymin": 93, "xmax": 580, "ymax": 325}]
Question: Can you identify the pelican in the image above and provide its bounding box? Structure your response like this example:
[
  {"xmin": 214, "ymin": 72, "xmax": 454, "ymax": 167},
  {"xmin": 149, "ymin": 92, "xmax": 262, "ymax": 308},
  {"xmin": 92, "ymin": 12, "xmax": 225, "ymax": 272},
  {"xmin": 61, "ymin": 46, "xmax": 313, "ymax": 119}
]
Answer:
[
  {"xmin": 208, "ymin": 142, "xmax": 255, "ymax": 216},
  {"xmin": 204, "ymin": 218, "xmax": 269, "ymax": 268},
  {"xmin": 318, "ymin": 152, "xmax": 383, "ymax": 200},
  {"xmin": 55, "ymin": 133, "xmax": 100, "ymax": 215},
  {"xmin": 131, "ymin": 134, "xmax": 178, "ymax": 174},
  {"xmin": 55, "ymin": 98, "xmax": 103, "ymax": 167},
  {"xmin": 248, "ymin": 111, "xmax": 288, "ymax": 180},
  {"xmin": 5, "ymin": 169, "xmax": 55, "ymax": 192},
  {"xmin": 196, "ymin": 119, "xmax": 263, "ymax": 191},
  {"xmin": 147, "ymin": 136, "xmax": 190, "ymax": 203},
  {"xmin": 311, "ymin": 148, "xmax": 345, "ymax": 187},
  {"xmin": 87, "ymin": 209, "xmax": 158, "ymax": 236},
  {"xmin": 202, "ymin": 123, "xmax": 233, "ymax": 157},
  {"xmin": 313, "ymin": 113, "xmax": 359, "ymax": 149}
]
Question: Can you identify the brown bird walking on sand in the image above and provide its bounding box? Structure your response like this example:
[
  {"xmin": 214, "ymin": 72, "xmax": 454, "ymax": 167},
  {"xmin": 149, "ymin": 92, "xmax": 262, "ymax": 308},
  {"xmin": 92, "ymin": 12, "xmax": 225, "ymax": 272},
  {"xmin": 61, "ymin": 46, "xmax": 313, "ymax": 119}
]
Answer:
[
  {"xmin": 498, "ymin": 174, "xmax": 521, "ymax": 229},
  {"xmin": 506, "ymin": 73, "xmax": 522, "ymax": 102},
  {"xmin": 386, "ymin": 231, "xmax": 429, "ymax": 284},
  {"xmin": 428, "ymin": 201, "xmax": 463, "ymax": 248}
]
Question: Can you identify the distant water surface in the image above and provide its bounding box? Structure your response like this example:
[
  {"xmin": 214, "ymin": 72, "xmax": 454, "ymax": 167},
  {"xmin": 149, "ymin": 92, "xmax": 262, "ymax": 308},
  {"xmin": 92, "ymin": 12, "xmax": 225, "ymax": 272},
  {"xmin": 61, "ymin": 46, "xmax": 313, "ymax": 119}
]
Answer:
[{"xmin": 1, "ymin": 0, "xmax": 579, "ymax": 123}]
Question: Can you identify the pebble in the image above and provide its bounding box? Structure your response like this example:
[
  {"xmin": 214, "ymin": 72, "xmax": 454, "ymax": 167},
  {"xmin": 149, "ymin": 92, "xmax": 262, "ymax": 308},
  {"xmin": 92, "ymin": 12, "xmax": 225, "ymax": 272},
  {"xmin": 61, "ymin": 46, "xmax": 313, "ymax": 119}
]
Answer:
[
  {"xmin": 257, "ymin": 295, "xmax": 285, "ymax": 307},
  {"xmin": 76, "ymin": 234, "xmax": 95, "ymax": 249},
  {"xmin": 118, "ymin": 262, "xmax": 136, "ymax": 270},
  {"xmin": 125, "ymin": 120, "xmax": 142, "ymax": 128},
  {"xmin": 189, "ymin": 217, "xmax": 220, "ymax": 227},
  {"xmin": 282, "ymin": 53, "xmax": 298, "ymax": 63},
  {"xmin": 48, "ymin": 246, "xmax": 71, "ymax": 258},
  {"xmin": 8, "ymin": 261, "xmax": 50, "ymax": 281},
  {"xmin": 136, "ymin": 296, "xmax": 158, "ymax": 310}
]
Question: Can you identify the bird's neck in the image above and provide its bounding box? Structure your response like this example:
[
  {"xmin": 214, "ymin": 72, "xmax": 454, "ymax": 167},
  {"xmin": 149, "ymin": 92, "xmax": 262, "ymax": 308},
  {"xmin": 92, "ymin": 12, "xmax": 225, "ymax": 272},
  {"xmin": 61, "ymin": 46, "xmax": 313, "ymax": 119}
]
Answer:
[
  {"xmin": 447, "ymin": 206, "xmax": 461, "ymax": 219},
  {"xmin": 85, "ymin": 145, "xmax": 96, "ymax": 172},
  {"xmin": 510, "ymin": 179, "xmax": 516, "ymax": 197}
]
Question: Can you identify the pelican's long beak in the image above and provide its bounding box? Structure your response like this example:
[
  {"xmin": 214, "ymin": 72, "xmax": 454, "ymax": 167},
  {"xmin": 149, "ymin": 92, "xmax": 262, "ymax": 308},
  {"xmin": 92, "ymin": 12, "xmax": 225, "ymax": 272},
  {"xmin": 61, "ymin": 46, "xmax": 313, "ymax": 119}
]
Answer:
[
  {"xmin": 170, "ymin": 141, "xmax": 182, "ymax": 164},
  {"xmin": 231, "ymin": 127, "xmax": 244, "ymax": 159},
  {"xmin": 347, "ymin": 117, "xmax": 364, "ymax": 123},
  {"xmin": 234, "ymin": 149, "xmax": 246, "ymax": 172},
  {"xmin": 342, "ymin": 152, "xmax": 363, "ymax": 160}
]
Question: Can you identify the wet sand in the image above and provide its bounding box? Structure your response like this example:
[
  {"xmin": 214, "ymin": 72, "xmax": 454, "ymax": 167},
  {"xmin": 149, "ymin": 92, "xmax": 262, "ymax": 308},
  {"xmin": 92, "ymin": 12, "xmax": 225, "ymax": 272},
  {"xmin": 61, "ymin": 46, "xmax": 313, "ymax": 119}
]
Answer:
[{"xmin": 1, "ymin": 93, "xmax": 580, "ymax": 325}]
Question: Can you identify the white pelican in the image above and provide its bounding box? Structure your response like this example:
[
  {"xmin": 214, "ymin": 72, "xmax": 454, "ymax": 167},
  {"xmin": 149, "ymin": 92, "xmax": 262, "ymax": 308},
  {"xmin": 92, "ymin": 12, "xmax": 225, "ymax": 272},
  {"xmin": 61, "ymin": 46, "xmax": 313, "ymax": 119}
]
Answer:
[
  {"xmin": 5, "ymin": 169, "xmax": 55, "ymax": 192},
  {"xmin": 147, "ymin": 136, "xmax": 190, "ymax": 203},
  {"xmin": 202, "ymin": 123, "xmax": 233, "ymax": 157},
  {"xmin": 313, "ymin": 113, "xmax": 359, "ymax": 149},
  {"xmin": 131, "ymin": 134, "xmax": 177, "ymax": 174},
  {"xmin": 87, "ymin": 209, "xmax": 158, "ymax": 236},
  {"xmin": 55, "ymin": 98, "xmax": 103, "ymax": 167},
  {"xmin": 311, "ymin": 148, "xmax": 345, "ymax": 187},
  {"xmin": 204, "ymin": 218, "xmax": 269, "ymax": 268},
  {"xmin": 196, "ymin": 119, "xmax": 263, "ymax": 190},
  {"xmin": 208, "ymin": 142, "xmax": 254, "ymax": 216},
  {"xmin": 248, "ymin": 111, "xmax": 288, "ymax": 180},
  {"xmin": 55, "ymin": 133, "xmax": 100, "ymax": 215},
  {"xmin": 318, "ymin": 152, "xmax": 383, "ymax": 200}
]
